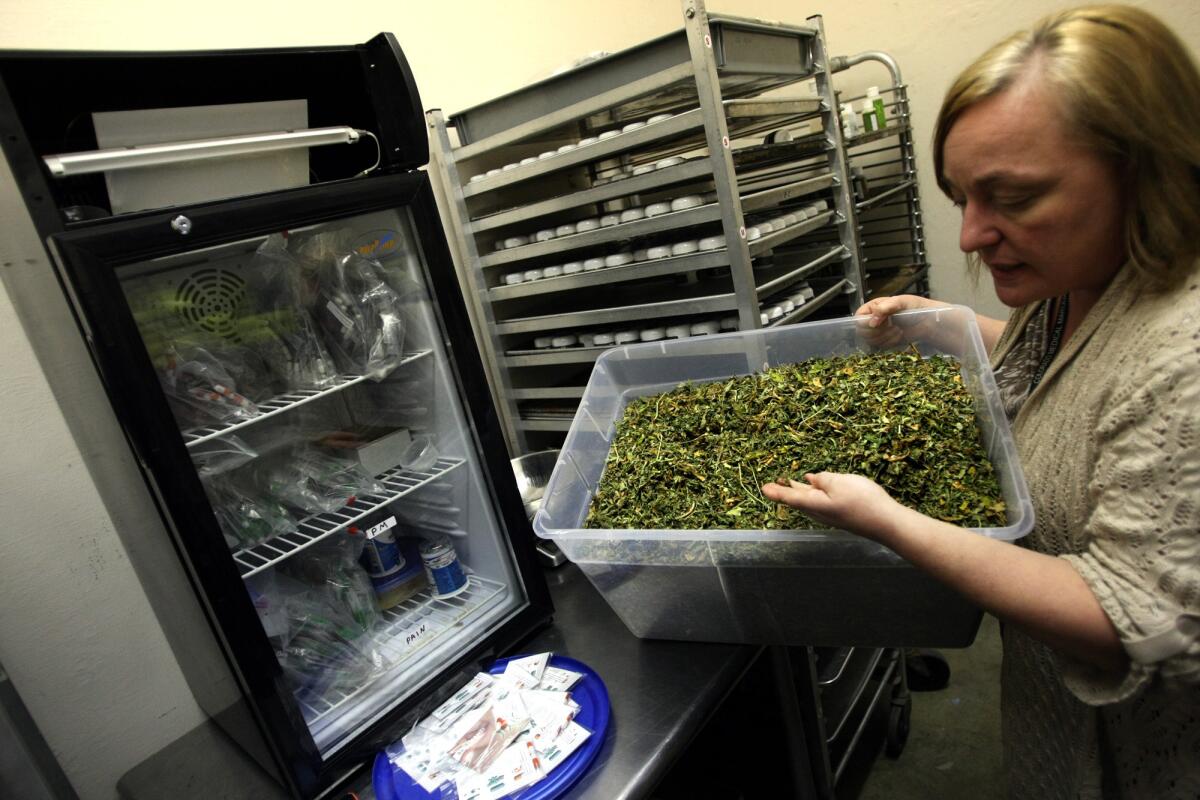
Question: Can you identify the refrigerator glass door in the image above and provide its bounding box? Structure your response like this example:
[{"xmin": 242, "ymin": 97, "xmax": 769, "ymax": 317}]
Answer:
[{"xmin": 64, "ymin": 183, "xmax": 537, "ymax": 759}]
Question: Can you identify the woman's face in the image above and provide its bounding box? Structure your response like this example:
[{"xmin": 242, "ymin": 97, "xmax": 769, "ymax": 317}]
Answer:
[{"xmin": 941, "ymin": 82, "xmax": 1126, "ymax": 308}]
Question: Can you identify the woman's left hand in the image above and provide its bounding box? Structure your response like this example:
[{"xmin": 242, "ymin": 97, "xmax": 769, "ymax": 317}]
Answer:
[{"xmin": 762, "ymin": 472, "xmax": 905, "ymax": 540}]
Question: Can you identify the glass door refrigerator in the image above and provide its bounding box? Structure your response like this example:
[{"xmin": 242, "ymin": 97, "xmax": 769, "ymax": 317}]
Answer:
[{"xmin": 0, "ymin": 35, "xmax": 552, "ymax": 799}]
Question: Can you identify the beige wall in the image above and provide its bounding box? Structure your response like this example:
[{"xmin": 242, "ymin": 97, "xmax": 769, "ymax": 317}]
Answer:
[{"xmin": 1, "ymin": 1, "xmax": 1197, "ymax": 797}]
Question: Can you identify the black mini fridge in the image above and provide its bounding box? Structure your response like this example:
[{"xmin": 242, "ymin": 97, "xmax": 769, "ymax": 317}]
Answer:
[{"xmin": 0, "ymin": 35, "xmax": 552, "ymax": 798}]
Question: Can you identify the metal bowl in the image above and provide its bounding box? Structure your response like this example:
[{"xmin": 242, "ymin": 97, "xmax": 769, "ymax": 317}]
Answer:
[{"xmin": 510, "ymin": 449, "xmax": 560, "ymax": 522}]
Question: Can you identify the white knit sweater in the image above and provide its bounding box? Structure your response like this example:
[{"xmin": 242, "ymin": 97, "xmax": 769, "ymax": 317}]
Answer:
[{"xmin": 989, "ymin": 261, "xmax": 1200, "ymax": 798}]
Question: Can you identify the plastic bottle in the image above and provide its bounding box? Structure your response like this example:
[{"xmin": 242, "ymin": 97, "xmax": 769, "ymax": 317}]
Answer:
[
  {"xmin": 358, "ymin": 527, "xmax": 426, "ymax": 609},
  {"xmin": 860, "ymin": 100, "xmax": 876, "ymax": 134},
  {"xmin": 419, "ymin": 536, "xmax": 468, "ymax": 598},
  {"xmin": 867, "ymin": 86, "xmax": 887, "ymax": 131},
  {"xmin": 357, "ymin": 516, "xmax": 403, "ymax": 575},
  {"xmin": 840, "ymin": 102, "xmax": 859, "ymax": 139}
]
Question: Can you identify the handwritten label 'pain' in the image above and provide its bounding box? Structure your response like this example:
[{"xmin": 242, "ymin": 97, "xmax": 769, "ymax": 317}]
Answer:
[{"xmin": 404, "ymin": 623, "xmax": 429, "ymax": 648}]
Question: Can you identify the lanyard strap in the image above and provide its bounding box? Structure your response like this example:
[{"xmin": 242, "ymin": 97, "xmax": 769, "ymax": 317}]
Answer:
[{"xmin": 1030, "ymin": 294, "xmax": 1070, "ymax": 392}]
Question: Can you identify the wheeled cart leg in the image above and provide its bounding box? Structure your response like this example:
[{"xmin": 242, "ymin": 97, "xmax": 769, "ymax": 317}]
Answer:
[
  {"xmin": 791, "ymin": 646, "xmax": 915, "ymax": 796},
  {"xmin": 885, "ymin": 649, "xmax": 912, "ymax": 758},
  {"xmin": 770, "ymin": 646, "xmax": 823, "ymax": 799}
]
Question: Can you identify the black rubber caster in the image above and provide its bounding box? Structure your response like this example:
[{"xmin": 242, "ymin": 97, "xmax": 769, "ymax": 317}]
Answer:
[
  {"xmin": 885, "ymin": 695, "xmax": 912, "ymax": 758},
  {"xmin": 904, "ymin": 648, "xmax": 951, "ymax": 691}
]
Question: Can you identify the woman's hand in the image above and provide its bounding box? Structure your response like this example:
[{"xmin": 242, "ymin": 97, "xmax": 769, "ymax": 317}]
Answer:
[
  {"xmin": 854, "ymin": 294, "xmax": 944, "ymax": 349},
  {"xmin": 761, "ymin": 472, "xmax": 905, "ymax": 541},
  {"xmin": 857, "ymin": 294, "xmax": 1008, "ymax": 354}
]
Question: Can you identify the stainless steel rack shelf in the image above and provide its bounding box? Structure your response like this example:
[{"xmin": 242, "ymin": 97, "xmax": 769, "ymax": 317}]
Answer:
[
  {"xmin": 478, "ymin": 196, "xmax": 836, "ymax": 308},
  {"xmin": 480, "ymin": 204, "xmax": 724, "ymax": 269},
  {"xmin": 462, "ymin": 109, "xmax": 705, "ymax": 196},
  {"xmin": 749, "ymin": 210, "xmax": 836, "ymax": 255},
  {"xmin": 510, "ymin": 386, "xmax": 587, "ymax": 401},
  {"xmin": 231, "ymin": 457, "xmax": 466, "ymax": 578},
  {"xmin": 471, "ymin": 158, "xmax": 715, "ymax": 233},
  {"xmin": 818, "ymin": 647, "xmax": 856, "ymax": 687},
  {"xmin": 843, "ymin": 119, "xmax": 911, "ymax": 151},
  {"xmin": 856, "ymin": 178, "xmax": 916, "ymax": 212},
  {"xmin": 494, "ymin": 291, "xmax": 738, "ymax": 336},
  {"xmin": 475, "ymin": 164, "xmax": 831, "ymax": 251},
  {"xmin": 496, "ymin": 263, "xmax": 842, "ymax": 364},
  {"xmin": 489, "ymin": 248, "xmax": 730, "ymax": 302},
  {"xmin": 462, "ymin": 98, "xmax": 823, "ymax": 203},
  {"xmin": 503, "ymin": 346, "xmax": 610, "ymax": 368},
  {"xmin": 756, "ymin": 244, "xmax": 845, "ymax": 296},
  {"xmin": 517, "ymin": 418, "xmax": 576, "ymax": 432},
  {"xmin": 474, "ymin": 232, "xmax": 847, "ymax": 372},
  {"xmin": 489, "ymin": 211, "xmax": 838, "ymax": 305},
  {"xmin": 867, "ymin": 265, "xmax": 930, "ymax": 299},
  {"xmin": 741, "ymin": 173, "xmax": 835, "ymax": 214},
  {"xmin": 183, "ymin": 350, "xmax": 433, "ymax": 448},
  {"xmin": 767, "ymin": 278, "xmax": 849, "ymax": 327},
  {"xmin": 825, "ymin": 647, "xmax": 887, "ymax": 743}
]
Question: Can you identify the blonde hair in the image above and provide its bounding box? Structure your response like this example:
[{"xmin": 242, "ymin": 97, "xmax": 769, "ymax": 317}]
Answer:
[{"xmin": 933, "ymin": 5, "xmax": 1200, "ymax": 286}]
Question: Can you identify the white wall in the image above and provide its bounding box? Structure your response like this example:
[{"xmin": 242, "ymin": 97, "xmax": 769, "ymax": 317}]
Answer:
[{"xmin": 1, "ymin": 1, "xmax": 1197, "ymax": 797}]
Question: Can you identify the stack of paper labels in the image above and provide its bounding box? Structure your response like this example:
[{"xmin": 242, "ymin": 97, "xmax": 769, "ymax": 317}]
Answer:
[{"xmin": 387, "ymin": 653, "xmax": 590, "ymax": 800}]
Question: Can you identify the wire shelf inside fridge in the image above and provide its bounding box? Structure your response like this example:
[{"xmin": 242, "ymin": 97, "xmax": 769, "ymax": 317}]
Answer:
[
  {"xmin": 298, "ymin": 575, "xmax": 510, "ymax": 740},
  {"xmin": 182, "ymin": 350, "xmax": 433, "ymax": 448},
  {"xmin": 231, "ymin": 457, "xmax": 465, "ymax": 578}
]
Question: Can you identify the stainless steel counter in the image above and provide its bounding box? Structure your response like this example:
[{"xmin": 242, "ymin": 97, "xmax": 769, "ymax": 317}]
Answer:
[
  {"xmin": 522, "ymin": 563, "xmax": 760, "ymax": 799},
  {"xmin": 118, "ymin": 562, "xmax": 760, "ymax": 800}
]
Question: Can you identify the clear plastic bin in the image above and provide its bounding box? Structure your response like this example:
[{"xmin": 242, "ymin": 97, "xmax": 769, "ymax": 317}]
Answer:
[{"xmin": 533, "ymin": 306, "xmax": 1033, "ymax": 647}]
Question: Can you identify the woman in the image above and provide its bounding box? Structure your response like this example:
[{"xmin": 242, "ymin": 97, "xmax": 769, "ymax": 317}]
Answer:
[{"xmin": 763, "ymin": 6, "xmax": 1200, "ymax": 798}]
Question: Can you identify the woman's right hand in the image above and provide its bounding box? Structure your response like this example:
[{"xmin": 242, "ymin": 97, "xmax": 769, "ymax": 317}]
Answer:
[
  {"xmin": 854, "ymin": 294, "xmax": 944, "ymax": 348},
  {"xmin": 762, "ymin": 473, "xmax": 906, "ymax": 540}
]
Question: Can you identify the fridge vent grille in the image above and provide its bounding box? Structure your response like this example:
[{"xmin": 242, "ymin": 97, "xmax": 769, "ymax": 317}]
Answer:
[{"xmin": 174, "ymin": 268, "xmax": 247, "ymax": 342}]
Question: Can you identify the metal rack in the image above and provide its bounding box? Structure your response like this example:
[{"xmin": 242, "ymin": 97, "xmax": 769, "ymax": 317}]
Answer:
[
  {"xmin": 231, "ymin": 457, "xmax": 466, "ymax": 578},
  {"xmin": 427, "ymin": 1, "xmax": 901, "ymax": 452},
  {"xmin": 789, "ymin": 645, "xmax": 911, "ymax": 796},
  {"xmin": 181, "ymin": 350, "xmax": 432, "ymax": 447},
  {"xmin": 831, "ymin": 54, "xmax": 931, "ymax": 302},
  {"xmin": 426, "ymin": 9, "xmax": 928, "ymax": 791},
  {"xmin": 300, "ymin": 575, "xmax": 509, "ymax": 745}
]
